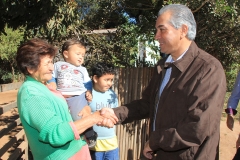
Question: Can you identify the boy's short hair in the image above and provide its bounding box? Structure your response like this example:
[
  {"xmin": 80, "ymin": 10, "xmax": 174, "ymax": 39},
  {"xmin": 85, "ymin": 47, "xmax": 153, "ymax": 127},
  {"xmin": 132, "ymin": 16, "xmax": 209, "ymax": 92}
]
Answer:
[
  {"xmin": 61, "ymin": 39, "xmax": 86, "ymax": 59},
  {"xmin": 91, "ymin": 62, "xmax": 116, "ymax": 77}
]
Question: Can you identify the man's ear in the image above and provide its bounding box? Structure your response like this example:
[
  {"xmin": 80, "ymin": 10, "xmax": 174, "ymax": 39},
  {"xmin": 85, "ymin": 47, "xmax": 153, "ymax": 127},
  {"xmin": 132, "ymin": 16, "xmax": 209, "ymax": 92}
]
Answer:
[
  {"xmin": 63, "ymin": 50, "xmax": 68, "ymax": 59},
  {"xmin": 181, "ymin": 24, "xmax": 188, "ymax": 38}
]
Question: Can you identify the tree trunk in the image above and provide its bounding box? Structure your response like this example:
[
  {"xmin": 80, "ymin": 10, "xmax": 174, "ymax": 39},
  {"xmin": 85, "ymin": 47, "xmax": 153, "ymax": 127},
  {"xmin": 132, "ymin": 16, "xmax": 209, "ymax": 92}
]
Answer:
[{"xmin": 11, "ymin": 63, "xmax": 15, "ymax": 83}]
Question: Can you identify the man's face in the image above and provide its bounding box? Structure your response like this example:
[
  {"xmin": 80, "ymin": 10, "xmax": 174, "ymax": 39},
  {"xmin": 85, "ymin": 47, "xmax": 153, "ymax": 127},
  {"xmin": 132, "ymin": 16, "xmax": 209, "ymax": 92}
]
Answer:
[{"xmin": 154, "ymin": 11, "xmax": 183, "ymax": 56}]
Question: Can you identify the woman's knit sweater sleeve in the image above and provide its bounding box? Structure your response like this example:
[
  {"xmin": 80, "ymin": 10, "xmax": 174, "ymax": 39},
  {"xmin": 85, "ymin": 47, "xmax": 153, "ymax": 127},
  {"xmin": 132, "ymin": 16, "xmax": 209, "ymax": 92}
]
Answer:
[{"xmin": 19, "ymin": 84, "xmax": 75, "ymax": 147}]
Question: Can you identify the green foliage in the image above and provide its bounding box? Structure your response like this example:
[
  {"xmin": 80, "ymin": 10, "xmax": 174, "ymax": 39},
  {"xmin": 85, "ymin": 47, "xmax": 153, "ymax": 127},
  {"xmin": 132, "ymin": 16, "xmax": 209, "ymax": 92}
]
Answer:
[
  {"xmin": 0, "ymin": 0, "xmax": 82, "ymax": 42},
  {"xmin": 80, "ymin": 0, "xmax": 128, "ymax": 29},
  {"xmin": 0, "ymin": 0, "xmax": 239, "ymax": 88},
  {"xmin": 225, "ymin": 63, "xmax": 240, "ymax": 92},
  {"xmin": 0, "ymin": 0, "xmax": 163, "ymax": 70},
  {"xmin": 24, "ymin": 1, "xmax": 82, "ymax": 42},
  {"xmin": 82, "ymin": 22, "xmax": 142, "ymax": 68},
  {"xmin": 0, "ymin": 26, "xmax": 23, "ymax": 60},
  {"xmin": 223, "ymin": 92, "xmax": 240, "ymax": 119},
  {"xmin": 0, "ymin": 25, "xmax": 24, "ymax": 83},
  {"xmin": 164, "ymin": 0, "xmax": 240, "ymax": 91}
]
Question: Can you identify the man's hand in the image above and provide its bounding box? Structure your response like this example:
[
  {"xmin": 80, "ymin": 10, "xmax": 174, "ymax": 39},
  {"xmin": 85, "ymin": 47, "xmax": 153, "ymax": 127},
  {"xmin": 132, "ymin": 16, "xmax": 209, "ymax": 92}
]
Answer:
[
  {"xmin": 226, "ymin": 114, "xmax": 234, "ymax": 131},
  {"xmin": 236, "ymin": 134, "xmax": 240, "ymax": 149},
  {"xmin": 98, "ymin": 108, "xmax": 118, "ymax": 128},
  {"xmin": 78, "ymin": 105, "xmax": 91, "ymax": 118},
  {"xmin": 86, "ymin": 90, "xmax": 92, "ymax": 102},
  {"xmin": 143, "ymin": 140, "xmax": 154, "ymax": 159}
]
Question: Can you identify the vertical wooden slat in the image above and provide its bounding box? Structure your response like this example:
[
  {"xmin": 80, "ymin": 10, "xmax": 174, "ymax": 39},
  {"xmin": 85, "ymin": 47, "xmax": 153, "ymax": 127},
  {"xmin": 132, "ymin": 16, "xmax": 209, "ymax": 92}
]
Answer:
[
  {"xmin": 133, "ymin": 121, "xmax": 138, "ymax": 160},
  {"xmin": 124, "ymin": 68, "xmax": 128, "ymax": 104},
  {"xmin": 141, "ymin": 67, "xmax": 146, "ymax": 93},
  {"xmin": 128, "ymin": 68, "xmax": 133, "ymax": 102},
  {"xmin": 113, "ymin": 68, "xmax": 119, "ymax": 97},
  {"xmin": 132, "ymin": 68, "xmax": 139, "ymax": 101},
  {"xmin": 118, "ymin": 68, "xmax": 124, "ymax": 105},
  {"xmin": 137, "ymin": 67, "xmax": 143, "ymax": 99},
  {"xmin": 24, "ymin": 133, "xmax": 28, "ymax": 160},
  {"xmin": 114, "ymin": 67, "xmax": 154, "ymax": 160}
]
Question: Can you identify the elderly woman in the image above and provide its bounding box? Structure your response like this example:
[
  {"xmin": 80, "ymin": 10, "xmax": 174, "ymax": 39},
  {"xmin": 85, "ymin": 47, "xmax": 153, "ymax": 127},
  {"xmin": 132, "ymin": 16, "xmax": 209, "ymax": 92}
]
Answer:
[{"xmin": 16, "ymin": 38, "xmax": 105, "ymax": 160}]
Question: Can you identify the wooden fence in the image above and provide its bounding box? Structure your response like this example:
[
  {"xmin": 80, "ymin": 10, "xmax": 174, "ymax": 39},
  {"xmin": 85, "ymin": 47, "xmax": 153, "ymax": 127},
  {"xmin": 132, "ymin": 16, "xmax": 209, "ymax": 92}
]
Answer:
[
  {"xmin": 0, "ymin": 82, "xmax": 29, "ymax": 160},
  {"xmin": 0, "ymin": 67, "xmax": 155, "ymax": 160},
  {"xmin": 113, "ymin": 67, "xmax": 155, "ymax": 160}
]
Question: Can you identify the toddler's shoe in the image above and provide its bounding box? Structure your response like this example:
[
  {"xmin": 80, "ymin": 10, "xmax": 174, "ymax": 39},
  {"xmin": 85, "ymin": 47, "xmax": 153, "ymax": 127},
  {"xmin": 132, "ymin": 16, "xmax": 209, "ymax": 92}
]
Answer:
[{"xmin": 84, "ymin": 130, "xmax": 98, "ymax": 148}]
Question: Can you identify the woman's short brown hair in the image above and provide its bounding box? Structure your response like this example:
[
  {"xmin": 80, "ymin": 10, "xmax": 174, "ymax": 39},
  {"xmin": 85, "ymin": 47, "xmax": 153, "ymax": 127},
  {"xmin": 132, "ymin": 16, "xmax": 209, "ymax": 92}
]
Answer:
[{"xmin": 16, "ymin": 38, "xmax": 57, "ymax": 75}]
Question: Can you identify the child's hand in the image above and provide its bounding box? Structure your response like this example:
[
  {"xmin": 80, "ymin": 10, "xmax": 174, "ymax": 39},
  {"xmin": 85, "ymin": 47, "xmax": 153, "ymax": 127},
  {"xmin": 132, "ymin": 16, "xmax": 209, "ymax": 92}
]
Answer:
[
  {"xmin": 86, "ymin": 90, "xmax": 92, "ymax": 102},
  {"xmin": 47, "ymin": 82, "xmax": 57, "ymax": 90},
  {"xmin": 78, "ymin": 105, "xmax": 91, "ymax": 118}
]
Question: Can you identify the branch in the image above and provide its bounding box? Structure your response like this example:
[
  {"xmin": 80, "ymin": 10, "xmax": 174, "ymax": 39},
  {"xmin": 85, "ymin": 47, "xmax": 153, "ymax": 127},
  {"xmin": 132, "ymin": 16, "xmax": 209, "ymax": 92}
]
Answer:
[
  {"xmin": 124, "ymin": 6, "xmax": 155, "ymax": 10},
  {"xmin": 192, "ymin": 0, "xmax": 209, "ymax": 13},
  {"xmin": 197, "ymin": 26, "xmax": 207, "ymax": 33}
]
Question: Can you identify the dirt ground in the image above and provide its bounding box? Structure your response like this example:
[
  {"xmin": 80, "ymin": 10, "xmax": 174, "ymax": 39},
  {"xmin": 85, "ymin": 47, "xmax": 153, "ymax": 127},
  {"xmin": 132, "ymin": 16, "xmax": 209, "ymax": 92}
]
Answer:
[{"xmin": 0, "ymin": 90, "xmax": 239, "ymax": 160}]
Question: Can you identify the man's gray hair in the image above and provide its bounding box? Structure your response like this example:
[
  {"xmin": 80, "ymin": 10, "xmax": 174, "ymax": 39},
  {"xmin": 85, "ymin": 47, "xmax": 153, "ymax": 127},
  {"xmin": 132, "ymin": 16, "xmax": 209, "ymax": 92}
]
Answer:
[{"xmin": 158, "ymin": 4, "xmax": 196, "ymax": 40}]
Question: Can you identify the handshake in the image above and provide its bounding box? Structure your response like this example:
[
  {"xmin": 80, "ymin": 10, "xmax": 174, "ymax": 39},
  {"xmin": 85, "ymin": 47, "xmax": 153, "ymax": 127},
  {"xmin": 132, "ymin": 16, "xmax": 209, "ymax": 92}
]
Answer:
[
  {"xmin": 78, "ymin": 107, "xmax": 119, "ymax": 128},
  {"xmin": 78, "ymin": 106, "xmax": 119, "ymax": 128},
  {"xmin": 96, "ymin": 108, "xmax": 119, "ymax": 128}
]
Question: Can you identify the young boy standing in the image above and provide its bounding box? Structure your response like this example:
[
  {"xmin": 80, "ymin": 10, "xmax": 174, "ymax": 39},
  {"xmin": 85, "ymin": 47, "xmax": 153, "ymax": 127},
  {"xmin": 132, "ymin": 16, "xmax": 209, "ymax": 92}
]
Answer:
[{"xmin": 89, "ymin": 62, "xmax": 119, "ymax": 160}]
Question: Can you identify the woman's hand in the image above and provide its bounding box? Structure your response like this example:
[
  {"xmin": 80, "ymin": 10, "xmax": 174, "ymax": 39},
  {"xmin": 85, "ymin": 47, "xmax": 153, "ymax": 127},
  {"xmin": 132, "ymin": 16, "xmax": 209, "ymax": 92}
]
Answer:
[
  {"xmin": 98, "ymin": 108, "xmax": 118, "ymax": 128},
  {"xmin": 236, "ymin": 134, "xmax": 240, "ymax": 149},
  {"xmin": 78, "ymin": 106, "xmax": 91, "ymax": 118},
  {"xmin": 93, "ymin": 111, "xmax": 105, "ymax": 122},
  {"xmin": 74, "ymin": 111, "xmax": 104, "ymax": 134}
]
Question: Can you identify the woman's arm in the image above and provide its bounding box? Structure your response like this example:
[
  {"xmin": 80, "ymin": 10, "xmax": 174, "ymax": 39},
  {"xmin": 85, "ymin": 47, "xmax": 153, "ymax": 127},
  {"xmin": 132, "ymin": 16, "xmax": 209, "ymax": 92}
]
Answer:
[{"xmin": 73, "ymin": 111, "xmax": 103, "ymax": 134}]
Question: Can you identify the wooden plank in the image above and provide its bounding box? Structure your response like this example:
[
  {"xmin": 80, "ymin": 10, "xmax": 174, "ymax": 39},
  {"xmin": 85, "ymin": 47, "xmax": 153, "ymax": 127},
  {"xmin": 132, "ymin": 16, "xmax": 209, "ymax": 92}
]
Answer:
[
  {"xmin": 8, "ymin": 141, "xmax": 27, "ymax": 160},
  {"xmin": 0, "ymin": 90, "xmax": 18, "ymax": 105},
  {"xmin": 124, "ymin": 68, "xmax": 129, "ymax": 104},
  {"xmin": 113, "ymin": 68, "xmax": 119, "ymax": 102},
  {"xmin": 138, "ymin": 120, "xmax": 143, "ymax": 158},
  {"xmin": 137, "ymin": 67, "xmax": 143, "ymax": 99},
  {"xmin": 122, "ymin": 125, "xmax": 127, "ymax": 160},
  {"xmin": 0, "ymin": 129, "xmax": 24, "ymax": 157},
  {"xmin": 0, "ymin": 101, "xmax": 17, "ymax": 115},
  {"xmin": 141, "ymin": 68, "xmax": 146, "ymax": 96},
  {"xmin": 0, "ymin": 118, "xmax": 21, "ymax": 139},
  {"xmin": 23, "ymin": 134, "xmax": 28, "ymax": 160},
  {"xmin": 0, "ymin": 136, "xmax": 15, "ymax": 158},
  {"xmin": 133, "ymin": 121, "xmax": 137, "ymax": 160},
  {"xmin": 118, "ymin": 125, "xmax": 122, "ymax": 160},
  {"xmin": 131, "ymin": 68, "xmax": 138, "ymax": 101},
  {"xmin": 119, "ymin": 68, "xmax": 125, "ymax": 105},
  {"xmin": 0, "ymin": 82, "xmax": 22, "ymax": 92},
  {"xmin": 128, "ymin": 68, "xmax": 133, "ymax": 102}
]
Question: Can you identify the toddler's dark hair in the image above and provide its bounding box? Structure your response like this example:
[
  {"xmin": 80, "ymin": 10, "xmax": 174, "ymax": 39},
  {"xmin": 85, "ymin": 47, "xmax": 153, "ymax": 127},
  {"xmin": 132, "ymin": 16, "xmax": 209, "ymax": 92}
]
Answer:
[
  {"xmin": 62, "ymin": 38, "xmax": 86, "ymax": 53},
  {"xmin": 91, "ymin": 62, "xmax": 116, "ymax": 78},
  {"xmin": 61, "ymin": 39, "xmax": 86, "ymax": 60}
]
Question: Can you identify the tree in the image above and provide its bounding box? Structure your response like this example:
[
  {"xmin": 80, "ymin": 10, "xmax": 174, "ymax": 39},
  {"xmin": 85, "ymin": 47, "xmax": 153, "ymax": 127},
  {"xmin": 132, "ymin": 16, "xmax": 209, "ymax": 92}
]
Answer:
[
  {"xmin": 0, "ymin": 0, "xmax": 239, "ymax": 89},
  {"xmin": 0, "ymin": 25, "xmax": 24, "ymax": 83},
  {"xmin": 163, "ymin": 0, "xmax": 239, "ymax": 90},
  {"xmin": 0, "ymin": 0, "xmax": 82, "ymax": 42}
]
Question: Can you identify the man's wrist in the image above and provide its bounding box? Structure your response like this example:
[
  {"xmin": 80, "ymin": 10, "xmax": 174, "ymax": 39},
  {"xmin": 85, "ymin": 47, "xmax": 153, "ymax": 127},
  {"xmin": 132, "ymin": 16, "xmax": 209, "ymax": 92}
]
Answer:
[{"xmin": 225, "ymin": 108, "xmax": 237, "ymax": 115}]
